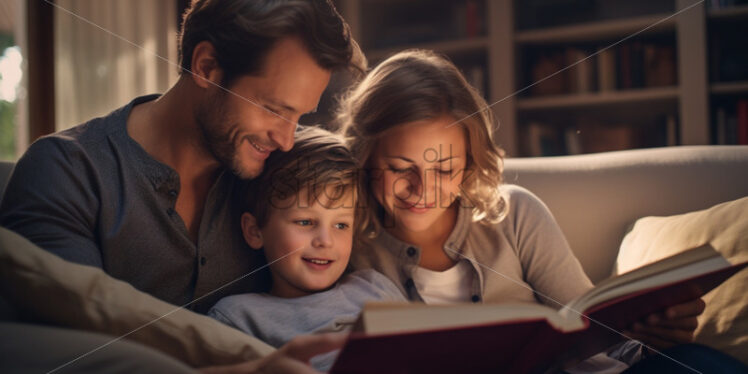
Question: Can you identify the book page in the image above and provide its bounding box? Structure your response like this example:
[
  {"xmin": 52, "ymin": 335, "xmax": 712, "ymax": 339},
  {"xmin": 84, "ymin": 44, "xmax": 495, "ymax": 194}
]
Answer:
[
  {"xmin": 561, "ymin": 248, "xmax": 729, "ymax": 318},
  {"xmin": 360, "ymin": 302, "xmax": 583, "ymax": 335}
]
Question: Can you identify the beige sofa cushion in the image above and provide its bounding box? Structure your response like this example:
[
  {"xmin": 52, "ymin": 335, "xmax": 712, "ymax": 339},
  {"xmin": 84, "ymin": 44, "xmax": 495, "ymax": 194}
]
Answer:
[
  {"xmin": 614, "ymin": 196, "xmax": 748, "ymax": 363},
  {"xmin": 0, "ymin": 227, "xmax": 274, "ymax": 367}
]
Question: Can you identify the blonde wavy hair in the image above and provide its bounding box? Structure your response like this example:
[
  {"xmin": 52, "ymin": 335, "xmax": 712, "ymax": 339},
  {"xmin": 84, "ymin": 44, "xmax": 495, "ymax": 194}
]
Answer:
[{"xmin": 336, "ymin": 49, "xmax": 508, "ymax": 236}]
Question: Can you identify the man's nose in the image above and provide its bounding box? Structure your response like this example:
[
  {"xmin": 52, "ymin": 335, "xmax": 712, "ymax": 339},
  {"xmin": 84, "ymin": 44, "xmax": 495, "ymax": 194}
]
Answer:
[{"xmin": 269, "ymin": 119, "xmax": 296, "ymax": 152}]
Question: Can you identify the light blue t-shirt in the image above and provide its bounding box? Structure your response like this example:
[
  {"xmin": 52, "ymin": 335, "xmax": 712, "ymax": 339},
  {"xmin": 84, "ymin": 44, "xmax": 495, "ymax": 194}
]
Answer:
[{"xmin": 208, "ymin": 269, "xmax": 407, "ymax": 371}]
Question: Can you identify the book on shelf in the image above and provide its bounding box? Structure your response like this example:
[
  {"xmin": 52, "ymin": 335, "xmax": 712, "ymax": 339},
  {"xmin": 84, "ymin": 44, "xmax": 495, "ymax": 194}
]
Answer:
[
  {"xmin": 525, "ymin": 122, "xmax": 564, "ymax": 157},
  {"xmin": 579, "ymin": 124, "xmax": 638, "ymax": 154},
  {"xmin": 717, "ymin": 107, "xmax": 728, "ymax": 145},
  {"xmin": 564, "ymin": 127, "xmax": 583, "ymax": 155},
  {"xmin": 597, "ymin": 48, "xmax": 617, "ymax": 92},
  {"xmin": 566, "ymin": 48, "xmax": 594, "ymax": 94},
  {"xmin": 330, "ymin": 244, "xmax": 747, "ymax": 374},
  {"xmin": 665, "ymin": 114, "xmax": 679, "ymax": 147},
  {"xmin": 530, "ymin": 53, "xmax": 567, "ymax": 96},
  {"xmin": 738, "ymin": 99, "xmax": 748, "ymax": 145},
  {"xmin": 643, "ymin": 44, "xmax": 676, "ymax": 88},
  {"xmin": 714, "ymin": 100, "xmax": 748, "ymax": 145}
]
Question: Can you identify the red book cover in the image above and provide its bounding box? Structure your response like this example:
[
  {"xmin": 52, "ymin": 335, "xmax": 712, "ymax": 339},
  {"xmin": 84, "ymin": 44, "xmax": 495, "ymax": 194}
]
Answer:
[{"xmin": 331, "ymin": 259, "xmax": 746, "ymax": 374}]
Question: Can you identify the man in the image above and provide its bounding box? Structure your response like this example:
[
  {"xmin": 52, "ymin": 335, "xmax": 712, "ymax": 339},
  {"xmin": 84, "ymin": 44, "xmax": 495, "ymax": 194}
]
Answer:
[{"xmin": 0, "ymin": 0, "xmax": 365, "ymax": 372}]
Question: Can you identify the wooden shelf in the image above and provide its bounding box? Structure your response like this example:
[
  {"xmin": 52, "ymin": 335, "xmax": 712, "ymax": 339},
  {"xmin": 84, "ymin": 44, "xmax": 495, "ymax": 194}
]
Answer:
[
  {"xmin": 516, "ymin": 87, "xmax": 679, "ymax": 110},
  {"xmin": 708, "ymin": 5, "xmax": 748, "ymax": 20},
  {"xmin": 368, "ymin": 37, "xmax": 489, "ymax": 61},
  {"xmin": 515, "ymin": 13, "xmax": 676, "ymax": 45},
  {"xmin": 710, "ymin": 81, "xmax": 748, "ymax": 95}
]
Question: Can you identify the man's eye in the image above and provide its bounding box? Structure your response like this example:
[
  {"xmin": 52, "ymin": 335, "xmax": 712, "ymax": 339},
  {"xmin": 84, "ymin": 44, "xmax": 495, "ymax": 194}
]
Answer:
[
  {"xmin": 265, "ymin": 106, "xmax": 282, "ymax": 116},
  {"xmin": 335, "ymin": 223, "xmax": 350, "ymax": 230},
  {"xmin": 295, "ymin": 219, "xmax": 313, "ymax": 226}
]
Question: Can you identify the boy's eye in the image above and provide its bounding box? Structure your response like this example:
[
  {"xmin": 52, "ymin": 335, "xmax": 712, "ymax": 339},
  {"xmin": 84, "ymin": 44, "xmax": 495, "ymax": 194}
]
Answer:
[
  {"xmin": 335, "ymin": 222, "xmax": 350, "ymax": 230},
  {"xmin": 294, "ymin": 219, "xmax": 313, "ymax": 226}
]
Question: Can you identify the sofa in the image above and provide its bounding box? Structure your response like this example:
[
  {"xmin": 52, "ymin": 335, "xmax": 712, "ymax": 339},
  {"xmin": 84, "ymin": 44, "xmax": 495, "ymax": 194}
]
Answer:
[{"xmin": 1, "ymin": 145, "xmax": 747, "ymax": 366}]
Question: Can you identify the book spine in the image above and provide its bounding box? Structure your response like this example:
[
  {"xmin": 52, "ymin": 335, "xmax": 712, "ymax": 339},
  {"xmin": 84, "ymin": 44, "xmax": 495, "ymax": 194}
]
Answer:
[
  {"xmin": 738, "ymin": 99, "xmax": 748, "ymax": 145},
  {"xmin": 666, "ymin": 115, "xmax": 678, "ymax": 147},
  {"xmin": 631, "ymin": 42, "xmax": 644, "ymax": 88},
  {"xmin": 717, "ymin": 107, "xmax": 727, "ymax": 145},
  {"xmin": 727, "ymin": 116, "xmax": 738, "ymax": 145},
  {"xmin": 465, "ymin": 0, "xmax": 479, "ymax": 38},
  {"xmin": 565, "ymin": 127, "xmax": 583, "ymax": 155},
  {"xmin": 619, "ymin": 44, "xmax": 632, "ymax": 90},
  {"xmin": 597, "ymin": 48, "xmax": 616, "ymax": 92}
]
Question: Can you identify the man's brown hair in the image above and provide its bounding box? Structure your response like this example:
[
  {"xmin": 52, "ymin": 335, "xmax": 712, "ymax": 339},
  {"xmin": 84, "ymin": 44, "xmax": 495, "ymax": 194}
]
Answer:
[{"xmin": 178, "ymin": 0, "xmax": 366, "ymax": 86}]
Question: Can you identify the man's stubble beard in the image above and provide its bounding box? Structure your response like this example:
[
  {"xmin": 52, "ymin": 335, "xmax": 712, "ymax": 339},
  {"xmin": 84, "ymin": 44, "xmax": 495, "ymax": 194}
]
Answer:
[{"xmin": 194, "ymin": 90, "xmax": 263, "ymax": 179}]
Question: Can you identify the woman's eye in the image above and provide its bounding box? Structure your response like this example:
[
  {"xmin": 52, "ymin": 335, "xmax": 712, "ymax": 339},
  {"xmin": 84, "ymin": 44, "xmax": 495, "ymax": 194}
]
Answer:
[
  {"xmin": 294, "ymin": 219, "xmax": 313, "ymax": 226},
  {"xmin": 437, "ymin": 169, "xmax": 453, "ymax": 175},
  {"xmin": 387, "ymin": 166, "xmax": 409, "ymax": 174}
]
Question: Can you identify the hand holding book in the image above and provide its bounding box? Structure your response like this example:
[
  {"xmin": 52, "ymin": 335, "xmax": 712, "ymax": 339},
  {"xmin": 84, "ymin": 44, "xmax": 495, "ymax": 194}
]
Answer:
[{"xmin": 625, "ymin": 297, "xmax": 706, "ymax": 353}]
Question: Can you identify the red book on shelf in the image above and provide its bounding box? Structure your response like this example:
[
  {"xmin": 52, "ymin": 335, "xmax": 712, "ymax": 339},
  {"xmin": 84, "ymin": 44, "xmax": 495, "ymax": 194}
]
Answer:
[
  {"xmin": 330, "ymin": 244, "xmax": 746, "ymax": 374},
  {"xmin": 737, "ymin": 99, "xmax": 748, "ymax": 145},
  {"xmin": 465, "ymin": 0, "xmax": 479, "ymax": 38}
]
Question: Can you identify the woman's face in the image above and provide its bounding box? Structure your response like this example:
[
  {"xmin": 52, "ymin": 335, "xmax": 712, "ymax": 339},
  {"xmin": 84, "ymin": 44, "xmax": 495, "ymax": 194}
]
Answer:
[{"xmin": 368, "ymin": 114, "xmax": 468, "ymax": 235}]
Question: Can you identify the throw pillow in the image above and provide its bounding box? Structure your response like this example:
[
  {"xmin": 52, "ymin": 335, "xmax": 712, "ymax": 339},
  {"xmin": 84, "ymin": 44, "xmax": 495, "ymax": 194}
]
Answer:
[
  {"xmin": 614, "ymin": 196, "xmax": 748, "ymax": 363},
  {"xmin": 0, "ymin": 227, "xmax": 274, "ymax": 367}
]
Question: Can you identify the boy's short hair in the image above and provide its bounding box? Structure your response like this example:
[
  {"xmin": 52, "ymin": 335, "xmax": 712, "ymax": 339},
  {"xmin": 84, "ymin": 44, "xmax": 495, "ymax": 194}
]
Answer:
[
  {"xmin": 245, "ymin": 126, "xmax": 360, "ymax": 229},
  {"xmin": 178, "ymin": 0, "xmax": 366, "ymax": 87}
]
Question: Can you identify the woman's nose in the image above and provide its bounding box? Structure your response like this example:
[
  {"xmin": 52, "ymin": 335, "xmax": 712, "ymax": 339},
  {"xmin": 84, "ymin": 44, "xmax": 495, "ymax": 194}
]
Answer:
[{"xmin": 396, "ymin": 169, "xmax": 437, "ymax": 203}]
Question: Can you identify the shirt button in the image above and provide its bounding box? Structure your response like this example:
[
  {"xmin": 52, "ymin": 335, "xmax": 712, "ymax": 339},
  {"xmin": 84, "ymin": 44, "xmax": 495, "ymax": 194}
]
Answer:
[
  {"xmin": 169, "ymin": 189, "xmax": 178, "ymax": 198},
  {"xmin": 200, "ymin": 257, "xmax": 207, "ymax": 266},
  {"xmin": 471, "ymin": 294, "xmax": 481, "ymax": 303},
  {"xmin": 166, "ymin": 207, "xmax": 175, "ymax": 216},
  {"xmin": 406, "ymin": 247, "xmax": 417, "ymax": 257},
  {"xmin": 404, "ymin": 278, "xmax": 415, "ymax": 289}
]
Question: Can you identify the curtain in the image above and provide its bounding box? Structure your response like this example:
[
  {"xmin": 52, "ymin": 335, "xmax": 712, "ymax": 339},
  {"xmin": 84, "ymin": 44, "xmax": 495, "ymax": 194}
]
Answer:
[{"xmin": 54, "ymin": 0, "xmax": 178, "ymax": 130}]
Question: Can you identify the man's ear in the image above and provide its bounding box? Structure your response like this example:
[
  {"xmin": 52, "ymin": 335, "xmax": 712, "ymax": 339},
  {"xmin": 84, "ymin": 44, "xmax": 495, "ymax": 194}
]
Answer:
[
  {"xmin": 241, "ymin": 212, "xmax": 264, "ymax": 250},
  {"xmin": 190, "ymin": 41, "xmax": 222, "ymax": 89}
]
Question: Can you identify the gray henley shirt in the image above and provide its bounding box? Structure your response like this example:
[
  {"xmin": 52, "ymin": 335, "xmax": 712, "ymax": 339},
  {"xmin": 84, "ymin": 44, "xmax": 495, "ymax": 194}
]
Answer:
[{"xmin": 0, "ymin": 95, "xmax": 270, "ymax": 313}]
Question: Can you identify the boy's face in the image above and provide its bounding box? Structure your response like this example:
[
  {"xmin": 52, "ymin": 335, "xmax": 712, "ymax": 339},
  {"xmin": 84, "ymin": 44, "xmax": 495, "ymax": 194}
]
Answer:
[{"xmin": 242, "ymin": 188, "xmax": 355, "ymax": 298}]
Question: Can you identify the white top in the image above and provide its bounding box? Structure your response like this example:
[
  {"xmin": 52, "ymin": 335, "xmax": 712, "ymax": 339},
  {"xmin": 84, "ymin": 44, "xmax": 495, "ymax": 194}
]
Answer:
[{"xmin": 412, "ymin": 260, "xmax": 474, "ymax": 304}]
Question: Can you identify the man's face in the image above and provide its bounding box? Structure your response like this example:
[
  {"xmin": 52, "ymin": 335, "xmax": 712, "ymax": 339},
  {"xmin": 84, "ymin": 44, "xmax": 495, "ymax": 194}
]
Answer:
[{"xmin": 195, "ymin": 37, "xmax": 331, "ymax": 179}]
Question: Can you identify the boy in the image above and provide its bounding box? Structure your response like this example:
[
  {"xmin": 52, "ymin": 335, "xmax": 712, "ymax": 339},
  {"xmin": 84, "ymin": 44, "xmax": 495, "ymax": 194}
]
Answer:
[{"xmin": 208, "ymin": 126, "xmax": 406, "ymax": 371}]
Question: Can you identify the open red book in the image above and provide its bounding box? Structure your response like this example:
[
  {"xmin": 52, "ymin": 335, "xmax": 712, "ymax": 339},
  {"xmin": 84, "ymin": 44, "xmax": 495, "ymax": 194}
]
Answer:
[{"xmin": 330, "ymin": 244, "xmax": 747, "ymax": 374}]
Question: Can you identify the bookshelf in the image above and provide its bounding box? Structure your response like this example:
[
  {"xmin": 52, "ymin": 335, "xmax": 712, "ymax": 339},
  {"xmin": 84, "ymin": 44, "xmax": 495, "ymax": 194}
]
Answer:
[
  {"xmin": 706, "ymin": 1, "xmax": 748, "ymax": 145},
  {"xmin": 336, "ymin": 0, "xmax": 745, "ymax": 156}
]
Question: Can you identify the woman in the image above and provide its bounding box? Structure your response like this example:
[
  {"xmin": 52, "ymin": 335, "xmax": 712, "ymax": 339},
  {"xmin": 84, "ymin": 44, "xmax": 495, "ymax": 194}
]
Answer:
[{"xmin": 336, "ymin": 49, "xmax": 741, "ymax": 373}]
